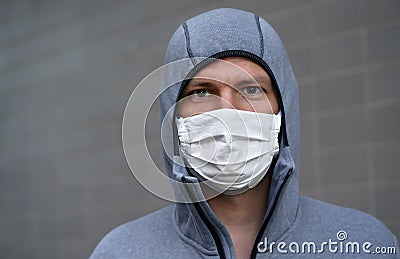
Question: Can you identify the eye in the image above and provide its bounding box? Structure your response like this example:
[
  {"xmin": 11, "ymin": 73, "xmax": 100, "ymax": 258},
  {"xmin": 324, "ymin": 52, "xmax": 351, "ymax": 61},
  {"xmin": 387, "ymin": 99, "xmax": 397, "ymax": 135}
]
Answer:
[
  {"xmin": 189, "ymin": 89, "xmax": 211, "ymax": 98},
  {"xmin": 242, "ymin": 86, "xmax": 262, "ymax": 95}
]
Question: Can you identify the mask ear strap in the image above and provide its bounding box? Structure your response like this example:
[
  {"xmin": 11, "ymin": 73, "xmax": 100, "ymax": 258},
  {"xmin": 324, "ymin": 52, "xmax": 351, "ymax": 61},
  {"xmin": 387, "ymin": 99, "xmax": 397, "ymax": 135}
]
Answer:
[
  {"xmin": 173, "ymin": 119, "xmax": 180, "ymax": 156},
  {"xmin": 276, "ymin": 111, "xmax": 283, "ymax": 148}
]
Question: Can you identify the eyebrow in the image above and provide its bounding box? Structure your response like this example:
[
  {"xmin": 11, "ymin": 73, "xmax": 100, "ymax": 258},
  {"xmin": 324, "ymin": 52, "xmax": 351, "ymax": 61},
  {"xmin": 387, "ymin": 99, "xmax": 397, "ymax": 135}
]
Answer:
[
  {"xmin": 188, "ymin": 75, "xmax": 272, "ymax": 87},
  {"xmin": 235, "ymin": 77, "xmax": 271, "ymax": 87},
  {"xmin": 186, "ymin": 80, "xmax": 215, "ymax": 87}
]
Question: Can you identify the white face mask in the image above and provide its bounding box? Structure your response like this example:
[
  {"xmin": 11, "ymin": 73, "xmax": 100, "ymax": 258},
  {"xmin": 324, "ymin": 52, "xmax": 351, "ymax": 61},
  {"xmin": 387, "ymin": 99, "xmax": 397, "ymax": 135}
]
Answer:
[{"xmin": 176, "ymin": 108, "xmax": 281, "ymax": 195}]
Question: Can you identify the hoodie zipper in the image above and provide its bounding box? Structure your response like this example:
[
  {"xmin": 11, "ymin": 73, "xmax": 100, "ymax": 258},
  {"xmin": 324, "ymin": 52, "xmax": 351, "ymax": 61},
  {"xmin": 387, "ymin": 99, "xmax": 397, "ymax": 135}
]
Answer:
[
  {"xmin": 194, "ymin": 202, "xmax": 227, "ymax": 259},
  {"xmin": 180, "ymin": 175, "xmax": 227, "ymax": 259},
  {"xmin": 249, "ymin": 168, "xmax": 293, "ymax": 259}
]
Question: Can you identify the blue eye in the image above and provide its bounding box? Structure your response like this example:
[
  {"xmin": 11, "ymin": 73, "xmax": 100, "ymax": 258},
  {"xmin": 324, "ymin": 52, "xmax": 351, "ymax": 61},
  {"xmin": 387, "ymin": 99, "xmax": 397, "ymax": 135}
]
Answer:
[
  {"xmin": 190, "ymin": 89, "xmax": 211, "ymax": 97},
  {"xmin": 243, "ymin": 86, "xmax": 262, "ymax": 95}
]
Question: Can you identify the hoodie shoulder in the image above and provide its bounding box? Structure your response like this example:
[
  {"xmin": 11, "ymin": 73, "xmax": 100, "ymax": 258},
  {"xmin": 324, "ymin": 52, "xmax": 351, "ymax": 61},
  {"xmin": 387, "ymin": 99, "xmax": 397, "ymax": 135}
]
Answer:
[
  {"xmin": 89, "ymin": 205, "xmax": 179, "ymax": 258},
  {"xmin": 296, "ymin": 196, "xmax": 399, "ymax": 250}
]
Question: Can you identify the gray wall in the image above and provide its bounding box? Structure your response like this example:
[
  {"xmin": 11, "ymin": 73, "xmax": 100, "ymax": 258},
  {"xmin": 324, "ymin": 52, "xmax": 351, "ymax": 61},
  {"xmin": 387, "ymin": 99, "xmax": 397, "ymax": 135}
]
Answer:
[{"xmin": 1, "ymin": 0, "xmax": 399, "ymax": 258}]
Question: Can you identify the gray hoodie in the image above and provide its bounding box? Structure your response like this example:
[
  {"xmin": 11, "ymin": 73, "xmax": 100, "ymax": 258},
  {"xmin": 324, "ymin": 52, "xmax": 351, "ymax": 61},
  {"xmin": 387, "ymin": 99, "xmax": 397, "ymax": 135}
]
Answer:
[{"xmin": 90, "ymin": 8, "xmax": 399, "ymax": 258}]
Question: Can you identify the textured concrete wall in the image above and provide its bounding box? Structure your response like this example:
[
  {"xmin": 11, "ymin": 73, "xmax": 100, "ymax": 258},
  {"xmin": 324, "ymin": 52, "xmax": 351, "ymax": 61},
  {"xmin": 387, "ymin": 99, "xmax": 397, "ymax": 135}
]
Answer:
[{"xmin": 0, "ymin": 0, "xmax": 399, "ymax": 258}]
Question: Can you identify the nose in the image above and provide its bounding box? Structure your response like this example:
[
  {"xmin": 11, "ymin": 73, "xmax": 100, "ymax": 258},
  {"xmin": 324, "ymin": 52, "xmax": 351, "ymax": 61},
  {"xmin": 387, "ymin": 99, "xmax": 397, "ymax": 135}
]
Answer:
[{"xmin": 217, "ymin": 86, "xmax": 246, "ymax": 110}]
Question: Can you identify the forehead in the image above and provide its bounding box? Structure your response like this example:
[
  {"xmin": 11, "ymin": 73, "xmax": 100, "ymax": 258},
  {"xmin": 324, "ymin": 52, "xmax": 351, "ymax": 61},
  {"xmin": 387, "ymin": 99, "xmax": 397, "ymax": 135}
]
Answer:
[{"xmin": 192, "ymin": 57, "xmax": 271, "ymax": 84}]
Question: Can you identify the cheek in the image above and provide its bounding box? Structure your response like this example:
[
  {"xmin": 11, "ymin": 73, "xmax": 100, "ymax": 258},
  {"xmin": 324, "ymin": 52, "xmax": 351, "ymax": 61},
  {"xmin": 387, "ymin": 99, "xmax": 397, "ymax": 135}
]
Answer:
[
  {"xmin": 268, "ymin": 94, "xmax": 279, "ymax": 114},
  {"xmin": 243, "ymin": 95, "xmax": 277, "ymax": 114},
  {"xmin": 249, "ymin": 100, "xmax": 274, "ymax": 114},
  {"xmin": 255, "ymin": 92, "xmax": 279, "ymax": 114},
  {"xmin": 177, "ymin": 100, "xmax": 220, "ymax": 118}
]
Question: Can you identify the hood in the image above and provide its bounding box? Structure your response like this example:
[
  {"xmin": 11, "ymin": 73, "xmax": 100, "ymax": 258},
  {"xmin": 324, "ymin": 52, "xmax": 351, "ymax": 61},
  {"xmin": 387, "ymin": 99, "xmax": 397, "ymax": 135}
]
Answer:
[
  {"xmin": 160, "ymin": 8, "xmax": 299, "ymax": 195},
  {"xmin": 158, "ymin": 8, "xmax": 300, "ymax": 256}
]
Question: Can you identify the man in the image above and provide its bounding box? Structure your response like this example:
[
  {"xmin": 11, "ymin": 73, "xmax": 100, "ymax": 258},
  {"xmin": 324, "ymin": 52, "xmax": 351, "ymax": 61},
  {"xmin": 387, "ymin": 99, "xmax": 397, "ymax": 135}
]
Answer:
[{"xmin": 90, "ymin": 8, "xmax": 399, "ymax": 258}]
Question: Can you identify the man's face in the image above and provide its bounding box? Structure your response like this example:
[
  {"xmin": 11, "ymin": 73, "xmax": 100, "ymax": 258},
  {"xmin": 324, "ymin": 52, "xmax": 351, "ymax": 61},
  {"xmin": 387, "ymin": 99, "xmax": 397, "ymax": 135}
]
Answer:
[{"xmin": 177, "ymin": 57, "xmax": 279, "ymax": 117}]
